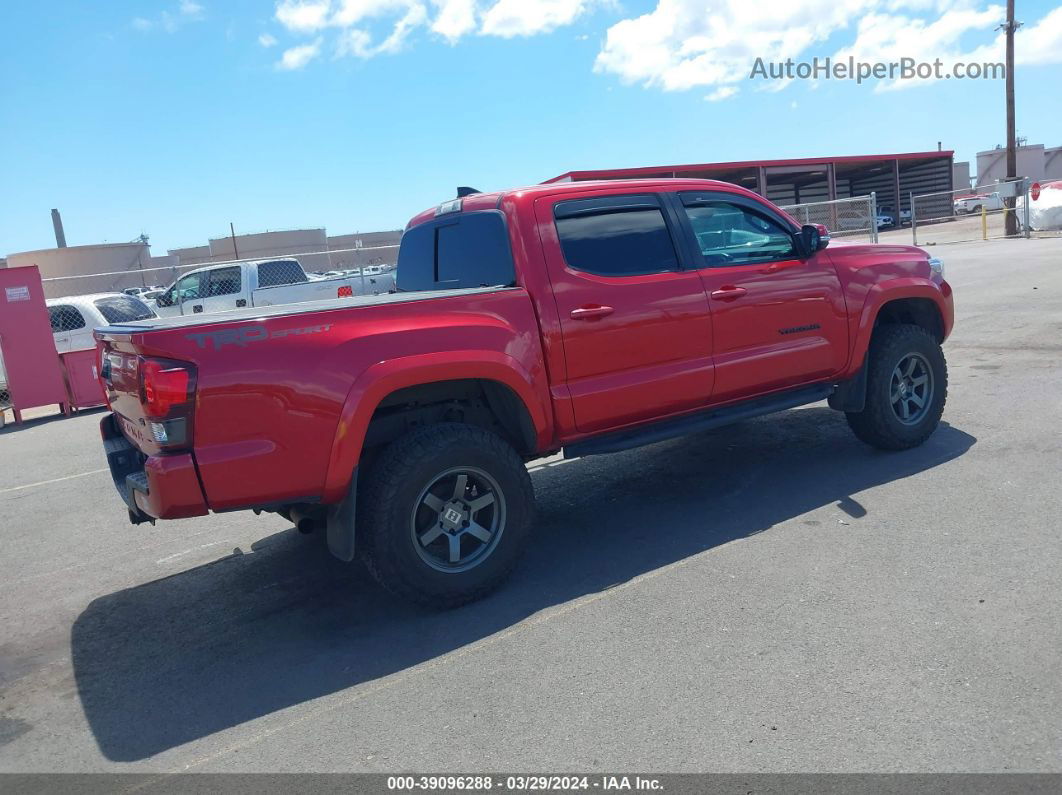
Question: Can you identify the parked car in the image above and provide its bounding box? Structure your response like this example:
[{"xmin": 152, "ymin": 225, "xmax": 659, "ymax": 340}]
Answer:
[
  {"xmin": 879, "ymin": 206, "xmax": 912, "ymax": 226},
  {"xmin": 875, "ymin": 213, "xmax": 895, "ymax": 229},
  {"xmin": 151, "ymin": 258, "xmax": 395, "ymax": 318},
  {"xmin": 954, "ymin": 192, "xmax": 1004, "ymax": 214},
  {"xmin": 96, "ymin": 178, "xmax": 953, "ymax": 607},
  {"xmin": 0, "ymin": 292, "xmax": 155, "ymax": 399},
  {"xmin": 123, "ymin": 286, "xmax": 163, "ymax": 298}
]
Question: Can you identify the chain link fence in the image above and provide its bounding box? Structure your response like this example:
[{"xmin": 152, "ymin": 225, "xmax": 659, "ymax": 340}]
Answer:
[
  {"xmin": 38, "ymin": 244, "xmax": 399, "ymax": 301},
  {"xmin": 779, "ymin": 194, "xmax": 880, "ymax": 243},
  {"xmin": 888, "ymin": 181, "xmax": 1062, "ymax": 246}
]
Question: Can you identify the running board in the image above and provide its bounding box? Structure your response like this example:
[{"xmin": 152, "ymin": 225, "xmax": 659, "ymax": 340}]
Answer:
[{"xmin": 563, "ymin": 383, "xmax": 834, "ymax": 459}]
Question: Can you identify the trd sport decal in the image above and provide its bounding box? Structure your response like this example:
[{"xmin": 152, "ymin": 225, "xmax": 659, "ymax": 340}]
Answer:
[
  {"xmin": 778, "ymin": 324, "xmax": 822, "ymax": 335},
  {"xmin": 186, "ymin": 323, "xmax": 333, "ymax": 351}
]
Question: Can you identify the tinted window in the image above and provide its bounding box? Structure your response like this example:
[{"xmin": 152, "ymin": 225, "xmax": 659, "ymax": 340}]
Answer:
[
  {"xmin": 554, "ymin": 203, "xmax": 678, "ymax": 276},
  {"xmin": 257, "ymin": 260, "xmax": 307, "ymax": 287},
  {"xmin": 48, "ymin": 305, "xmax": 86, "ymax": 333},
  {"xmin": 94, "ymin": 295, "xmax": 156, "ymax": 323},
  {"xmin": 682, "ymin": 200, "xmax": 796, "ymax": 265},
  {"xmin": 397, "ymin": 211, "xmax": 516, "ymax": 292},
  {"xmin": 208, "ymin": 266, "xmax": 242, "ymax": 296}
]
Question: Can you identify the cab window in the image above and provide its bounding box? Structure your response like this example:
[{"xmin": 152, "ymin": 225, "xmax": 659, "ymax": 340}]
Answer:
[
  {"xmin": 397, "ymin": 211, "xmax": 516, "ymax": 292},
  {"xmin": 208, "ymin": 267, "xmax": 242, "ymax": 296},
  {"xmin": 681, "ymin": 198, "xmax": 797, "ymax": 266},
  {"xmin": 553, "ymin": 195, "xmax": 679, "ymax": 276}
]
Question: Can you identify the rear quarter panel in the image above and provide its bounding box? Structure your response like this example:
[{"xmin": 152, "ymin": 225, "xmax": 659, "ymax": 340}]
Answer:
[{"xmin": 112, "ymin": 289, "xmax": 551, "ymax": 511}]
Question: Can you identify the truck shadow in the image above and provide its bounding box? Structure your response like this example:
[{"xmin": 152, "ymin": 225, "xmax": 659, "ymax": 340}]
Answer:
[{"xmin": 71, "ymin": 407, "xmax": 975, "ymax": 761}]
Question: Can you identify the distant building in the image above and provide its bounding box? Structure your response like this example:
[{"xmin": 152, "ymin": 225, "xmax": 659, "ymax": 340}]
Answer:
[
  {"xmin": 975, "ymin": 143, "xmax": 1062, "ymax": 185},
  {"xmin": 168, "ymin": 227, "xmax": 401, "ymax": 273},
  {"xmin": 5, "ymin": 242, "xmax": 179, "ymax": 299},
  {"xmin": 6, "ymin": 225, "xmax": 401, "ymax": 299},
  {"xmin": 952, "ymin": 161, "xmax": 972, "ymax": 191},
  {"xmin": 547, "ymin": 150, "xmax": 956, "ymax": 218}
]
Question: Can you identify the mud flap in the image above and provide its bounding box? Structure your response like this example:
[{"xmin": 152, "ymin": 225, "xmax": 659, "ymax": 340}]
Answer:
[
  {"xmin": 325, "ymin": 468, "xmax": 358, "ymax": 562},
  {"xmin": 828, "ymin": 358, "xmax": 869, "ymax": 413}
]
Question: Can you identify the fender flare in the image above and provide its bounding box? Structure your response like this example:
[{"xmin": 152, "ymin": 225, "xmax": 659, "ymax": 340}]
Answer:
[
  {"xmin": 847, "ymin": 279, "xmax": 952, "ymax": 377},
  {"xmin": 321, "ymin": 351, "xmax": 551, "ymax": 505}
]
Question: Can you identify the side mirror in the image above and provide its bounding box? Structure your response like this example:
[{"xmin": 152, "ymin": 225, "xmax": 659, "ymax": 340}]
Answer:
[{"xmin": 800, "ymin": 224, "xmax": 830, "ymax": 255}]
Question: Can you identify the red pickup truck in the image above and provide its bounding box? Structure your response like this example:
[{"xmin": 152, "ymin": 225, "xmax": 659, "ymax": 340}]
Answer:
[{"xmin": 97, "ymin": 178, "xmax": 953, "ymax": 606}]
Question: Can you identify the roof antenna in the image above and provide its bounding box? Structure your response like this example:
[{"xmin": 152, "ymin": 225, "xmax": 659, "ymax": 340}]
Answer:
[{"xmin": 456, "ymin": 186, "xmax": 480, "ymax": 198}]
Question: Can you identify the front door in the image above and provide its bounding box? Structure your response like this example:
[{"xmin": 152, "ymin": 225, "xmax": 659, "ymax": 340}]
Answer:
[
  {"xmin": 536, "ymin": 192, "xmax": 714, "ymax": 433},
  {"xmin": 176, "ymin": 266, "xmax": 243, "ymax": 315},
  {"xmin": 673, "ymin": 190, "xmax": 849, "ymax": 403}
]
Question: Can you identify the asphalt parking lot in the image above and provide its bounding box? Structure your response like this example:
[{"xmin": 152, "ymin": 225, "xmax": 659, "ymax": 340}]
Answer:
[{"xmin": 1, "ymin": 237, "xmax": 1060, "ymax": 774}]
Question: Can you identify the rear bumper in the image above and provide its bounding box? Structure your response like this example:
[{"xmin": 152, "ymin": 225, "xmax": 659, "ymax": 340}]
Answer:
[{"xmin": 101, "ymin": 414, "xmax": 209, "ymax": 523}]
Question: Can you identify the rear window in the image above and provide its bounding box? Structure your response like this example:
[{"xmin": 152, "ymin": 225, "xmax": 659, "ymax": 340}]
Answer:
[
  {"xmin": 257, "ymin": 259, "xmax": 307, "ymax": 287},
  {"xmin": 397, "ymin": 211, "xmax": 515, "ymax": 292},
  {"xmin": 94, "ymin": 295, "xmax": 156, "ymax": 323}
]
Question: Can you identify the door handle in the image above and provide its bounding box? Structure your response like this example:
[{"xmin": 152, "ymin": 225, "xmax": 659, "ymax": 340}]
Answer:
[
  {"xmin": 192, "ymin": 304, "xmax": 203, "ymax": 313},
  {"xmin": 570, "ymin": 305, "xmax": 615, "ymax": 320},
  {"xmin": 711, "ymin": 286, "xmax": 747, "ymax": 301},
  {"xmin": 236, "ymin": 299, "xmax": 247, "ymax": 308}
]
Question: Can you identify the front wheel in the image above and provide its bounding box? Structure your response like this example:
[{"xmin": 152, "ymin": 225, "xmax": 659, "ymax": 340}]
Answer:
[
  {"xmin": 846, "ymin": 324, "xmax": 948, "ymax": 450},
  {"xmin": 359, "ymin": 423, "xmax": 535, "ymax": 608}
]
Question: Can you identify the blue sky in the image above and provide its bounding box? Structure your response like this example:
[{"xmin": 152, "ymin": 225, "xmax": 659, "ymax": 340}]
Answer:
[{"xmin": 2, "ymin": 0, "xmax": 1061, "ymax": 255}]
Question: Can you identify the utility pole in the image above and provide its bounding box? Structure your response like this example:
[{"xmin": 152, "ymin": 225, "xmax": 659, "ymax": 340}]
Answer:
[
  {"xmin": 1003, "ymin": 0, "xmax": 1021, "ymax": 237},
  {"xmin": 230, "ymin": 222, "xmax": 240, "ymax": 259}
]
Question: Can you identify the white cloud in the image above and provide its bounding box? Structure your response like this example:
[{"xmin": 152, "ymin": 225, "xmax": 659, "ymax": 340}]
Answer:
[
  {"xmin": 431, "ymin": 0, "xmax": 477, "ymax": 42},
  {"xmin": 259, "ymin": 32, "xmax": 279, "ymax": 46},
  {"xmin": 278, "ymin": 38, "xmax": 323, "ymax": 68},
  {"xmin": 180, "ymin": 1, "xmax": 205, "ymax": 19},
  {"xmin": 271, "ymin": 0, "xmax": 595, "ymax": 58},
  {"xmin": 594, "ymin": 0, "xmax": 1062, "ymax": 96},
  {"xmin": 1014, "ymin": 6, "xmax": 1062, "ymax": 66},
  {"xmin": 133, "ymin": 1, "xmax": 206, "ymax": 33},
  {"xmin": 705, "ymin": 85, "xmax": 737, "ymax": 101},
  {"xmin": 263, "ymin": 0, "xmax": 1062, "ymax": 89},
  {"xmin": 595, "ymin": 0, "xmax": 878, "ymax": 91},
  {"xmin": 276, "ymin": 0, "xmax": 332, "ymax": 32},
  {"xmin": 836, "ymin": 4, "xmax": 1005, "ymax": 92},
  {"xmin": 480, "ymin": 0, "xmax": 589, "ymax": 38}
]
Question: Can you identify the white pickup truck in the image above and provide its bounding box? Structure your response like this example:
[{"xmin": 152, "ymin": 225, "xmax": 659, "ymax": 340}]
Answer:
[
  {"xmin": 152, "ymin": 258, "xmax": 395, "ymax": 318},
  {"xmin": 954, "ymin": 192, "xmax": 1005, "ymax": 214}
]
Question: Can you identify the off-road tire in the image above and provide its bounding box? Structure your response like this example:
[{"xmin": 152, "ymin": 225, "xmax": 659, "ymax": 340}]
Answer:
[
  {"xmin": 358, "ymin": 423, "xmax": 535, "ymax": 608},
  {"xmin": 846, "ymin": 323, "xmax": 948, "ymax": 450}
]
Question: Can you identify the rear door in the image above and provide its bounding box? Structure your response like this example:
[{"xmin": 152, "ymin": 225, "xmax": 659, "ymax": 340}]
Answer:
[
  {"xmin": 536, "ymin": 192, "xmax": 714, "ymax": 433},
  {"xmin": 47, "ymin": 304, "xmax": 87, "ymax": 353},
  {"xmin": 672, "ymin": 190, "xmax": 848, "ymax": 402}
]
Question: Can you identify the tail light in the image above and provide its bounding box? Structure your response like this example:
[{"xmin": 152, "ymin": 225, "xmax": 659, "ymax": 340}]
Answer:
[
  {"xmin": 139, "ymin": 357, "xmax": 197, "ymax": 449},
  {"xmin": 337, "ymin": 285, "xmax": 353, "ymax": 298}
]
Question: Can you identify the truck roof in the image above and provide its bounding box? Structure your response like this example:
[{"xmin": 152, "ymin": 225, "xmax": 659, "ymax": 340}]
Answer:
[{"xmin": 406, "ymin": 177, "xmax": 756, "ymax": 230}]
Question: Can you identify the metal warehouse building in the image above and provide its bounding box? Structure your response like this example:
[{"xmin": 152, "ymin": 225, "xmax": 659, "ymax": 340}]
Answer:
[{"xmin": 546, "ymin": 150, "xmax": 955, "ymax": 217}]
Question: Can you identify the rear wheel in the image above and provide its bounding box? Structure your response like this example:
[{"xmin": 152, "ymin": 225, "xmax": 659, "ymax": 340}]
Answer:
[
  {"xmin": 359, "ymin": 423, "xmax": 534, "ymax": 608},
  {"xmin": 846, "ymin": 324, "xmax": 947, "ymax": 450}
]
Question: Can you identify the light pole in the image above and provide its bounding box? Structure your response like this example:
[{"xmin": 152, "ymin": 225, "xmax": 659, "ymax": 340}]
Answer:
[{"xmin": 1003, "ymin": 0, "xmax": 1021, "ymax": 237}]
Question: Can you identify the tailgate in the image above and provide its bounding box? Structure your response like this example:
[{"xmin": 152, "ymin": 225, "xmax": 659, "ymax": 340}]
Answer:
[{"xmin": 97, "ymin": 341, "xmax": 160, "ymax": 455}]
